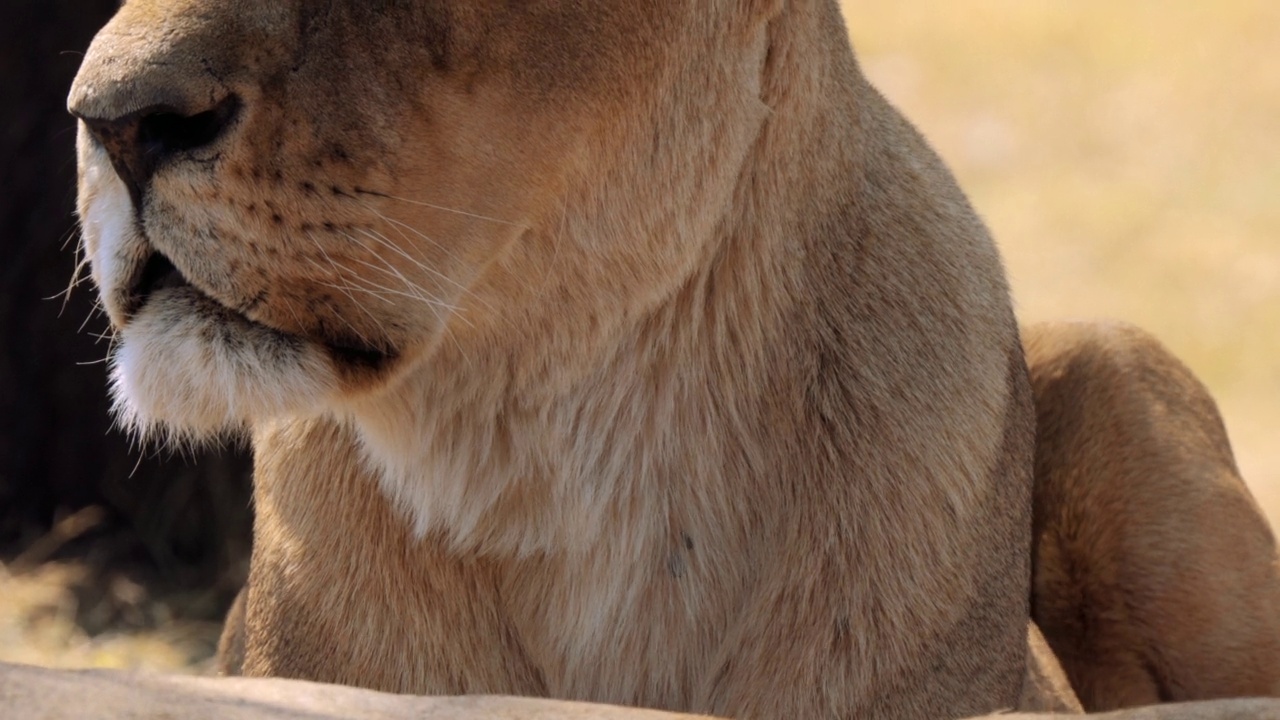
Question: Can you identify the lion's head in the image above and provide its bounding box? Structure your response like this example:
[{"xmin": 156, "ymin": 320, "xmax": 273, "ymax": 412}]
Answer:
[{"xmin": 70, "ymin": 0, "xmax": 781, "ymax": 440}]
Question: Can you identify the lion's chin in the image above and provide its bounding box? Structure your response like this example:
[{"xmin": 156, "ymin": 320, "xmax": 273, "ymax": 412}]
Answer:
[{"xmin": 110, "ymin": 285, "xmax": 340, "ymax": 443}]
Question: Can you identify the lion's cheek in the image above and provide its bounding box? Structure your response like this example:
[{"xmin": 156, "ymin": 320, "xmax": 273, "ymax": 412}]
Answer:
[{"xmin": 109, "ymin": 287, "xmax": 340, "ymax": 442}]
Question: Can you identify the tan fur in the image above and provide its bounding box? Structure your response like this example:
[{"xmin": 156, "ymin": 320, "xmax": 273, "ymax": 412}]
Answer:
[
  {"xmin": 1024, "ymin": 320, "xmax": 1280, "ymax": 711},
  {"xmin": 217, "ymin": 316, "xmax": 1280, "ymax": 714},
  {"xmin": 215, "ymin": 583, "xmax": 247, "ymax": 677},
  {"xmin": 64, "ymin": 1, "xmax": 1279, "ymax": 719},
  {"xmin": 1019, "ymin": 621, "xmax": 1084, "ymax": 714}
]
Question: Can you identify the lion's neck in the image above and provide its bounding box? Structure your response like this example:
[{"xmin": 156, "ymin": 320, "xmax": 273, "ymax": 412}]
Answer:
[
  {"xmin": 339, "ymin": 263, "xmax": 788, "ymax": 556},
  {"xmin": 336, "ymin": 1, "xmax": 866, "ymax": 558}
]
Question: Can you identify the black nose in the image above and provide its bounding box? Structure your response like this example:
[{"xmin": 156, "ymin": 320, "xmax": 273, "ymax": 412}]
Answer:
[{"xmin": 77, "ymin": 95, "xmax": 240, "ymax": 208}]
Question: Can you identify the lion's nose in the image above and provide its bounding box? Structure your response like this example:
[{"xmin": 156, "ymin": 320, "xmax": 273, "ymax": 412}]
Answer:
[
  {"xmin": 73, "ymin": 96, "xmax": 240, "ymax": 207},
  {"xmin": 67, "ymin": 0, "xmax": 248, "ymax": 208}
]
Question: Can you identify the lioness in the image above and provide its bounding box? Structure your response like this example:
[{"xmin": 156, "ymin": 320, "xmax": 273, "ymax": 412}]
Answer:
[{"xmin": 65, "ymin": 1, "xmax": 1278, "ymax": 719}]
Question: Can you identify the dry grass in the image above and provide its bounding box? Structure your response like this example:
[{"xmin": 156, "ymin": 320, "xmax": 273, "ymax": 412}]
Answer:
[
  {"xmin": 0, "ymin": 561, "xmax": 222, "ymax": 672},
  {"xmin": 0, "ymin": 510, "xmax": 233, "ymax": 671},
  {"xmin": 5, "ymin": 2, "xmax": 1276, "ymax": 673},
  {"xmin": 845, "ymin": 0, "xmax": 1280, "ymax": 522}
]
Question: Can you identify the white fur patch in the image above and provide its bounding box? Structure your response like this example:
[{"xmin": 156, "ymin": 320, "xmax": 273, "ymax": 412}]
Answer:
[
  {"xmin": 77, "ymin": 136, "xmax": 151, "ymax": 329},
  {"xmin": 111, "ymin": 287, "xmax": 340, "ymax": 443},
  {"xmin": 77, "ymin": 128, "xmax": 340, "ymax": 443},
  {"xmin": 82, "ymin": 163, "xmax": 132, "ymax": 296}
]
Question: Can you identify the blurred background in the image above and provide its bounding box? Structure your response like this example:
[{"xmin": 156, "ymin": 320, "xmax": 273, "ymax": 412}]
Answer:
[
  {"xmin": 844, "ymin": 1, "xmax": 1280, "ymax": 513},
  {"xmin": 0, "ymin": 1, "xmax": 1276, "ymax": 672},
  {"xmin": 1, "ymin": 0, "xmax": 251, "ymax": 670}
]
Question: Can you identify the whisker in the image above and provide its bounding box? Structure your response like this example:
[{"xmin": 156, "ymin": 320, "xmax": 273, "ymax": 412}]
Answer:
[
  {"xmin": 356, "ymin": 189, "xmax": 525, "ymax": 228},
  {"xmin": 321, "ymin": 230, "xmax": 479, "ymax": 360},
  {"xmin": 358, "ymin": 206, "xmax": 458, "ymax": 263},
  {"xmin": 355, "ymin": 280, "xmax": 461, "ymax": 315},
  {"xmin": 354, "ymin": 224, "xmax": 493, "ymax": 314},
  {"xmin": 302, "ymin": 234, "xmax": 386, "ymax": 349},
  {"xmin": 356, "ymin": 225, "xmax": 455, "ymax": 281},
  {"xmin": 305, "ymin": 257, "xmax": 392, "ymax": 316},
  {"xmin": 79, "ymin": 299, "xmax": 108, "ymax": 335},
  {"xmin": 362, "ymin": 203, "xmax": 539, "ymax": 302},
  {"xmin": 58, "ymin": 225, "xmax": 81, "ymax": 252},
  {"xmin": 278, "ymin": 292, "xmax": 309, "ymax": 335},
  {"xmin": 327, "ymin": 267, "xmax": 414, "ymax": 305},
  {"xmin": 532, "ymin": 193, "xmax": 570, "ymax": 301},
  {"xmin": 341, "ymin": 246, "xmax": 475, "ymax": 332},
  {"xmin": 317, "ymin": 278, "xmax": 396, "ymax": 306},
  {"xmin": 53, "ymin": 240, "xmax": 94, "ymax": 315},
  {"xmin": 351, "ymin": 204, "xmax": 512, "ymax": 316},
  {"xmin": 345, "ymin": 229, "xmax": 474, "ymax": 310},
  {"xmin": 346, "ymin": 256, "xmax": 465, "ymax": 314},
  {"xmin": 349, "ymin": 251, "xmax": 475, "ymax": 357}
]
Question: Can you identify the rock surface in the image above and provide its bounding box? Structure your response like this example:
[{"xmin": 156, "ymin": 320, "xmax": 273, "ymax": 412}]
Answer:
[{"xmin": 4, "ymin": 662, "xmax": 1279, "ymax": 720}]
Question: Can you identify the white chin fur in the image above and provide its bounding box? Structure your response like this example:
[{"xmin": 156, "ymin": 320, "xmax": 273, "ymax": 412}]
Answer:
[{"xmin": 111, "ymin": 286, "xmax": 340, "ymax": 443}]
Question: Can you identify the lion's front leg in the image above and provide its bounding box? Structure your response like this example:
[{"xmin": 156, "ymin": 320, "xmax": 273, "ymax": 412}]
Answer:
[
  {"xmin": 238, "ymin": 416, "xmax": 545, "ymax": 696},
  {"xmin": 214, "ymin": 586, "xmax": 248, "ymax": 676},
  {"xmin": 1025, "ymin": 320, "xmax": 1280, "ymax": 711}
]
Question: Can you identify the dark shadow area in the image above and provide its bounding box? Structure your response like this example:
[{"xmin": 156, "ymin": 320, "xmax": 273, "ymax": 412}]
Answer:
[{"xmin": 0, "ymin": 0, "xmax": 251, "ymax": 652}]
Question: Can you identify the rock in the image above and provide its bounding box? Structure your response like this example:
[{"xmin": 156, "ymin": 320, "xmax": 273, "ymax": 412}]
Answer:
[
  {"xmin": 4, "ymin": 662, "xmax": 1280, "ymax": 720},
  {"xmin": 0, "ymin": 662, "xmax": 712, "ymax": 720}
]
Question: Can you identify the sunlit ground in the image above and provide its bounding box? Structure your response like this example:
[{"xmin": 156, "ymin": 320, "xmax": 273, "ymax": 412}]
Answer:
[
  {"xmin": 3, "ymin": 2, "xmax": 1277, "ymax": 673},
  {"xmin": 0, "ymin": 561, "xmax": 221, "ymax": 671},
  {"xmin": 846, "ymin": 0, "xmax": 1280, "ymax": 522}
]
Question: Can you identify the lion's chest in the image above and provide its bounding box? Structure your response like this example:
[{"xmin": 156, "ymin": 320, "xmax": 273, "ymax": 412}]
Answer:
[
  {"xmin": 337, "ymin": 360, "xmax": 762, "ymax": 705},
  {"xmin": 497, "ymin": 532, "xmax": 743, "ymax": 710}
]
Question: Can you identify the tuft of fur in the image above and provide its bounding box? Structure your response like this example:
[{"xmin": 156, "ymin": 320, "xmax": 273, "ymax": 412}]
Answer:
[
  {"xmin": 111, "ymin": 286, "xmax": 338, "ymax": 442},
  {"xmin": 74, "ymin": 137, "xmax": 149, "ymax": 330},
  {"xmin": 76, "ymin": 134, "xmax": 341, "ymax": 443}
]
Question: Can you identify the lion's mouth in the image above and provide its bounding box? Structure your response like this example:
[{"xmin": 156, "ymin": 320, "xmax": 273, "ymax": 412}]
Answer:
[
  {"xmin": 123, "ymin": 249, "xmax": 394, "ymax": 373},
  {"xmin": 133, "ymin": 252, "xmax": 190, "ymax": 306}
]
